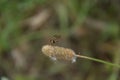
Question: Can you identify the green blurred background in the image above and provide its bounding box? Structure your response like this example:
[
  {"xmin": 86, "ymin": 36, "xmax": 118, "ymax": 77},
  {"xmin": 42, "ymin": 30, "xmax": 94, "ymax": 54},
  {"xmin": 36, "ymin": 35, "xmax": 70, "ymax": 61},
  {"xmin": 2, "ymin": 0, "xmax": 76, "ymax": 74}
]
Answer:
[{"xmin": 0, "ymin": 0, "xmax": 120, "ymax": 80}]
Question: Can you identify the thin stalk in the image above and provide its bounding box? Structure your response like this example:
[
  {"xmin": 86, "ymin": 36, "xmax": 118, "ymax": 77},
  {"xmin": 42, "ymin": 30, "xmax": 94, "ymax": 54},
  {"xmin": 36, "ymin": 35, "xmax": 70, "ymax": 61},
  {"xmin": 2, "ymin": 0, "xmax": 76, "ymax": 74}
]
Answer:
[{"xmin": 76, "ymin": 55, "xmax": 120, "ymax": 68}]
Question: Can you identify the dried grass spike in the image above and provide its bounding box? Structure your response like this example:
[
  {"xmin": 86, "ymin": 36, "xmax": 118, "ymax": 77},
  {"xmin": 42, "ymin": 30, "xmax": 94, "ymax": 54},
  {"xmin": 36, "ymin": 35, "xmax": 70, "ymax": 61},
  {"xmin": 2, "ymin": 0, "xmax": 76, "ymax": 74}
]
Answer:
[
  {"xmin": 42, "ymin": 45, "xmax": 76, "ymax": 63},
  {"xmin": 42, "ymin": 45, "xmax": 120, "ymax": 68}
]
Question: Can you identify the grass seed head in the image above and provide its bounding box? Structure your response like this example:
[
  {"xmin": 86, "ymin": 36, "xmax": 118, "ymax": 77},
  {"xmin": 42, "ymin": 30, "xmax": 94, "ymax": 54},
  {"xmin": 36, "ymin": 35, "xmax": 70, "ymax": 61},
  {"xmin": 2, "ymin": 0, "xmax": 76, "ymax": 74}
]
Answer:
[{"xmin": 42, "ymin": 45, "xmax": 77, "ymax": 63}]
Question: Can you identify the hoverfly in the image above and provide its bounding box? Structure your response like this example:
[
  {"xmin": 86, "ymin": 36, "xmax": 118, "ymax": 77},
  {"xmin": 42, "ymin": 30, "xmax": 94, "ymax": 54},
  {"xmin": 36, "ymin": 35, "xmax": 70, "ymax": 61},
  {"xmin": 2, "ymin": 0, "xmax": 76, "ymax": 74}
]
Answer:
[{"xmin": 49, "ymin": 35, "xmax": 61, "ymax": 44}]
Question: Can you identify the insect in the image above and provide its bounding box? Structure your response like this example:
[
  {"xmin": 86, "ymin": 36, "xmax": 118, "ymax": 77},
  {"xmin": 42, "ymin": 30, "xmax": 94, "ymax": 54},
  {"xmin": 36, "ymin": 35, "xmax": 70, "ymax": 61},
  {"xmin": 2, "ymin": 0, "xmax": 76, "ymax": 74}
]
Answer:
[{"xmin": 49, "ymin": 35, "xmax": 61, "ymax": 44}]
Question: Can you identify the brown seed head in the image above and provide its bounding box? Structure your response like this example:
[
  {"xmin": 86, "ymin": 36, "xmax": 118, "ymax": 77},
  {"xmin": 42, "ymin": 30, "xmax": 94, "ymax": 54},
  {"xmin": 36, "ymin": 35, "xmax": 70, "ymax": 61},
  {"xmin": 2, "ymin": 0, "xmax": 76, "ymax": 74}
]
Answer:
[{"xmin": 42, "ymin": 45, "xmax": 76, "ymax": 62}]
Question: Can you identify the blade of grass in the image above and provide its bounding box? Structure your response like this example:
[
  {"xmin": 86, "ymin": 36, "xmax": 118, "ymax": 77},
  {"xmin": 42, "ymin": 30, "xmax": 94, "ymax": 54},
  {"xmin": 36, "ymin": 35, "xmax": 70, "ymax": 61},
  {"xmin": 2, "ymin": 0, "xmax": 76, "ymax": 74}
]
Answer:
[{"xmin": 76, "ymin": 55, "xmax": 120, "ymax": 68}]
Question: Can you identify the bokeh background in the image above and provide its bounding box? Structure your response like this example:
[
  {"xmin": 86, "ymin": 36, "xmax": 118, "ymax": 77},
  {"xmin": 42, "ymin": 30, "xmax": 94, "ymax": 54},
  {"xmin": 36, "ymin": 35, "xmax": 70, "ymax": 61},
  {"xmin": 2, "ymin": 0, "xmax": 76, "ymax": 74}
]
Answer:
[{"xmin": 0, "ymin": 0, "xmax": 120, "ymax": 80}]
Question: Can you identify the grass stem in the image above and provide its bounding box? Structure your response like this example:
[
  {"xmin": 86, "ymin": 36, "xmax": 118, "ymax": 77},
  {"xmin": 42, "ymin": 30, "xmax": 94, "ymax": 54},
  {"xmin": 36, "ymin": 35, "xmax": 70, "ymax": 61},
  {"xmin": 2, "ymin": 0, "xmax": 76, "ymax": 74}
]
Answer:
[{"xmin": 76, "ymin": 55, "xmax": 120, "ymax": 68}]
